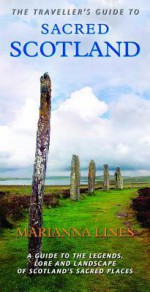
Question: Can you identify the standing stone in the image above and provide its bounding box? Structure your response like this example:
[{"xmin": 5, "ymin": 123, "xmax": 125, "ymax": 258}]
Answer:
[
  {"xmin": 115, "ymin": 167, "xmax": 123, "ymax": 189},
  {"xmin": 103, "ymin": 164, "xmax": 109, "ymax": 190},
  {"xmin": 28, "ymin": 73, "xmax": 51, "ymax": 272},
  {"xmin": 70, "ymin": 155, "xmax": 80, "ymax": 200},
  {"xmin": 70, "ymin": 155, "xmax": 76, "ymax": 201},
  {"xmin": 76, "ymin": 155, "xmax": 80, "ymax": 200},
  {"xmin": 88, "ymin": 160, "xmax": 96, "ymax": 193}
]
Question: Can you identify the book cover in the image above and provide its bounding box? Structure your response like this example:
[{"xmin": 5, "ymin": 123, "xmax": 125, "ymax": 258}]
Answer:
[{"xmin": 0, "ymin": 1, "xmax": 150, "ymax": 291}]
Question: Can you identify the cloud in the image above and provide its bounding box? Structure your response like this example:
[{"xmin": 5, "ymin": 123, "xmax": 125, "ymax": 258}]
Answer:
[
  {"xmin": 50, "ymin": 89, "xmax": 150, "ymax": 176},
  {"xmin": 56, "ymin": 87, "xmax": 108, "ymax": 119},
  {"xmin": 1, "ymin": 86, "xmax": 150, "ymax": 177}
]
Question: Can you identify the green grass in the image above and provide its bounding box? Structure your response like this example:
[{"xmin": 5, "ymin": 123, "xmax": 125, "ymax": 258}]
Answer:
[{"xmin": 0, "ymin": 188, "xmax": 150, "ymax": 292}]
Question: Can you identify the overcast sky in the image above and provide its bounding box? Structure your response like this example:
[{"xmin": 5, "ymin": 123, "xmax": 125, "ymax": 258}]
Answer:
[{"xmin": 0, "ymin": 0, "xmax": 150, "ymax": 177}]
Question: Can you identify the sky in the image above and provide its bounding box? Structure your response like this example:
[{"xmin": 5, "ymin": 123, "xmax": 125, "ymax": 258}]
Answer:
[{"xmin": 0, "ymin": 0, "xmax": 150, "ymax": 177}]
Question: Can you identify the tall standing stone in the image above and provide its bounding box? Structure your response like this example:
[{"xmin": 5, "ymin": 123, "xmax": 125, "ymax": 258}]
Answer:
[
  {"xmin": 115, "ymin": 167, "xmax": 123, "ymax": 189},
  {"xmin": 76, "ymin": 155, "xmax": 80, "ymax": 200},
  {"xmin": 88, "ymin": 160, "xmax": 96, "ymax": 193},
  {"xmin": 70, "ymin": 155, "xmax": 80, "ymax": 200},
  {"xmin": 103, "ymin": 164, "xmax": 109, "ymax": 190},
  {"xmin": 28, "ymin": 73, "xmax": 51, "ymax": 272}
]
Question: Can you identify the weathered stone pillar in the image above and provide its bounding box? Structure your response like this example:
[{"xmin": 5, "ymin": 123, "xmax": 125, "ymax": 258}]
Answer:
[
  {"xmin": 70, "ymin": 155, "xmax": 80, "ymax": 200},
  {"xmin": 28, "ymin": 73, "xmax": 51, "ymax": 272},
  {"xmin": 70, "ymin": 155, "xmax": 76, "ymax": 201},
  {"xmin": 103, "ymin": 164, "xmax": 109, "ymax": 190},
  {"xmin": 76, "ymin": 155, "xmax": 80, "ymax": 200},
  {"xmin": 88, "ymin": 160, "xmax": 96, "ymax": 193},
  {"xmin": 115, "ymin": 167, "xmax": 123, "ymax": 189}
]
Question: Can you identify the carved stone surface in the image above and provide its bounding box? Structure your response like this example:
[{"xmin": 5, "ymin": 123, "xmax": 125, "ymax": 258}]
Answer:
[
  {"xmin": 70, "ymin": 155, "xmax": 80, "ymax": 200},
  {"xmin": 88, "ymin": 160, "xmax": 96, "ymax": 193},
  {"xmin": 103, "ymin": 164, "xmax": 109, "ymax": 190},
  {"xmin": 115, "ymin": 167, "xmax": 123, "ymax": 189},
  {"xmin": 28, "ymin": 73, "xmax": 51, "ymax": 271}
]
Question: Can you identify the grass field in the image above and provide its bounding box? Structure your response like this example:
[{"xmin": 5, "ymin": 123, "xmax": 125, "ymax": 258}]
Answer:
[{"xmin": 0, "ymin": 187, "xmax": 150, "ymax": 292}]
